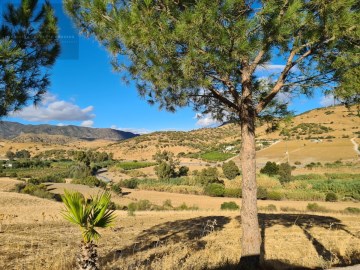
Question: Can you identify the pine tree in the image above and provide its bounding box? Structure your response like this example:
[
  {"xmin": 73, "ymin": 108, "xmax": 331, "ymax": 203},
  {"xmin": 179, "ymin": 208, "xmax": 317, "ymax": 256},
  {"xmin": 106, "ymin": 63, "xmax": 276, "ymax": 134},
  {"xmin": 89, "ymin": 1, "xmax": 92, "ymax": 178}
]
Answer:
[
  {"xmin": 64, "ymin": 0, "xmax": 359, "ymax": 267},
  {"xmin": 0, "ymin": 0, "xmax": 60, "ymax": 117}
]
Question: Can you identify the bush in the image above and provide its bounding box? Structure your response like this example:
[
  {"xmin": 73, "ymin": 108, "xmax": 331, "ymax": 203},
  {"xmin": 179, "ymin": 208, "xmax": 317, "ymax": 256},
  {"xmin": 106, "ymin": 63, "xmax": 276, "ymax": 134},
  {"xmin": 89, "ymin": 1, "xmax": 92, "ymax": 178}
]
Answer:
[
  {"xmin": 222, "ymin": 161, "xmax": 240, "ymax": 180},
  {"xmin": 111, "ymin": 183, "xmax": 122, "ymax": 195},
  {"xmin": 204, "ymin": 183, "xmax": 225, "ymax": 197},
  {"xmin": 120, "ymin": 178, "xmax": 138, "ymax": 189},
  {"xmin": 257, "ymin": 187, "xmax": 268, "ymax": 200},
  {"xmin": 155, "ymin": 162, "xmax": 175, "ymax": 180},
  {"xmin": 178, "ymin": 166, "xmax": 189, "ymax": 177},
  {"xmin": 306, "ymin": 203, "xmax": 328, "ymax": 212},
  {"xmin": 224, "ymin": 188, "xmax": 242, "ymax": 198},
  {"xmin": 343, "ymin": 207, "xmax": 360, "ymax": 214},
  {"xmin": 260, "ymin": 162, "xmax": 279, "ymax": 176},
  {"xmin": 128, "ymin": 200, "xmax": 152, "ymax": 211},
  {"xmin": 175, "ymin": 202, "xmax": 199, "ymax": 211},
  {"xmin": 267, "ymin": 190, "xmax": 283, "ymax": 201},
  {"xmin": 221, "ymin": 201, "xmax": 240, "ymax": 210},
  {"xmin": 278, "ymin": 162, "xmax": 292, "ymax": 184},
  {"xmin": 325, "ymin": 192, "xmax": 338, "ymax": 202},
  {"xmin": 72, "ymin": 176, "xmax": 106, "ymax": 188},
  {"xmin": 195, "ymin": 167, "xmax": 220, "ymax": 185}
]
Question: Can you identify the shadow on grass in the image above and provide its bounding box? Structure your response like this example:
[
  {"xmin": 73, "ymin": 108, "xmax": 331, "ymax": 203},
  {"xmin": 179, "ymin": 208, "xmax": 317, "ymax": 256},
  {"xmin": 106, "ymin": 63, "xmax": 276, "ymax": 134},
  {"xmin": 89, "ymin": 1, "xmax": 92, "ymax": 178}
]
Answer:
[
  {"xmin": 101, "ymin": 215, "xmax": 230, "ymax": 265},
  {"xmin": 235, "ymin": 213, "xmax": 360, "ymax": 269},
  {"xmin": 101, "ymin": 213, "xmax": 359, "ymax": 269}
]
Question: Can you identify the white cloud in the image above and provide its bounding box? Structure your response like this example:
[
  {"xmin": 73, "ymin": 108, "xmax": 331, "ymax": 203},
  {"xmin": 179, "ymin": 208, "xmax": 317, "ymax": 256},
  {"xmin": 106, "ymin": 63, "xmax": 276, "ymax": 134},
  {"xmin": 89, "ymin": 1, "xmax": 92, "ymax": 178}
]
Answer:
[
  {"xmin": 111, "ymin": 125, "xmax": 151, "ymax": 135},
  {"xmin": 81, "ymin": 120, "xmax": 94, "ymax": 127},
  {"xmin": 320, "ymin": 94, "xmax": 339, "ymax": 107},
  {"xmin": 57, "ymin": 123, "xmax": 66, "ymax": 126},
  {"xmin": 11, "ymin": 92, "xmax": 95, "ymax": 122},
  {"xmin": 195, "ymin": 113, "xmax": 221, "ymax": 127},
  {"xmin": 257, "ymin": 64, "xmax": 286, "ymax": 71}
]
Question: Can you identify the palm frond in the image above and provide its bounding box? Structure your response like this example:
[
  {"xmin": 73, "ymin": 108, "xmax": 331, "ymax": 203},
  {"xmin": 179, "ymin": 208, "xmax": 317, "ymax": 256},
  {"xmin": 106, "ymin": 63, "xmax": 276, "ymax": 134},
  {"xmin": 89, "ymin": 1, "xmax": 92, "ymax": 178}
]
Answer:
[
  {"xmin": 61, "ymin": 190, "xmax": 116, "ymax": 243},
  {"xmin": 61, "ymin": 190, "xmax": 86, "ymax": 226}
]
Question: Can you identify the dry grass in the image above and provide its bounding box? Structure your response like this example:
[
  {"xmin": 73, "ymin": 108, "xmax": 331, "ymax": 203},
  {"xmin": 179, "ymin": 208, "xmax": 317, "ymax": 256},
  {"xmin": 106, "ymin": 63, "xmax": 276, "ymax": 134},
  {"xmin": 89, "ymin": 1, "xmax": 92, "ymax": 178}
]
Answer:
[
  {"xmin": 257, "ymin": 139, "xmax": 358, "ymax": 164},
  {"xmin": 0, "ymin": 177, "xmax": 22, "ymax": 191},
  {"xmin": 0, "ymin": 190, "xmax": 359, "ymax": 270}
]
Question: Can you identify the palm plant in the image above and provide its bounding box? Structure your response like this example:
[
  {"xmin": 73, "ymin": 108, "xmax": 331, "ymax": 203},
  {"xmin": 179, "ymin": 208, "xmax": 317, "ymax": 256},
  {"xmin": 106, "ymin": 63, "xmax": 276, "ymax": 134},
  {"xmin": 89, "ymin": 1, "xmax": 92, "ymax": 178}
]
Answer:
[{"xmin": 61, "ymin": 190, "xmax": 116, "ymax": 270}]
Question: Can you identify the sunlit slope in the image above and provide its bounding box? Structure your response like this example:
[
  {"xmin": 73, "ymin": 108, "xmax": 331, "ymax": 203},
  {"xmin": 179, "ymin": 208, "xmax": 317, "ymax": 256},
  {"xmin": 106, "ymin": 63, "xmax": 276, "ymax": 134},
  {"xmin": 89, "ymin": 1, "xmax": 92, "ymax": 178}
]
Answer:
[{"xmin": 257, "ymin": 138, "xmax": 357, "ymax": 164}]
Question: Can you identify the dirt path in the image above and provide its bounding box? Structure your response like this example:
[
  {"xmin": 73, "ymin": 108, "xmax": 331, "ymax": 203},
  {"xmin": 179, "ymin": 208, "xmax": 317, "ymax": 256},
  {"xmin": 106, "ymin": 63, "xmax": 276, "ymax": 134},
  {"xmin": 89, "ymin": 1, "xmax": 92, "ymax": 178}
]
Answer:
[{"xmin": 350, "ymin": 138, "xmax": 360, "ymax": 156}]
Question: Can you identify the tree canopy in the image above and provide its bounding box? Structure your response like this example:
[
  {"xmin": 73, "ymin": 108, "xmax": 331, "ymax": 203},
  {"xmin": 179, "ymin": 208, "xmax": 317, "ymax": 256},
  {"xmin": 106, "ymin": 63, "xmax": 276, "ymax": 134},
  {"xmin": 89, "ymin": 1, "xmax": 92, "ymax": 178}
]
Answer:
[
  {"xmin": 0, "ymin": 0, "xmax": 60, "ymax": 117},
  {"xmin": 65, "ymin": 0, "xmax": 359, "ymax": 121}
]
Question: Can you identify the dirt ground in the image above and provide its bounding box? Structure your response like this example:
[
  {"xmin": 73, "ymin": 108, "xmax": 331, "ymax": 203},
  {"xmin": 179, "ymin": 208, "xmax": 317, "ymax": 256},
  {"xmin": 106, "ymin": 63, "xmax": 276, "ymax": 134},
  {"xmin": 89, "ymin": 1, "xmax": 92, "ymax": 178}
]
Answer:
[{"xmin": 0, "ymin": 191, "xmax": 359, "ymax": 270}]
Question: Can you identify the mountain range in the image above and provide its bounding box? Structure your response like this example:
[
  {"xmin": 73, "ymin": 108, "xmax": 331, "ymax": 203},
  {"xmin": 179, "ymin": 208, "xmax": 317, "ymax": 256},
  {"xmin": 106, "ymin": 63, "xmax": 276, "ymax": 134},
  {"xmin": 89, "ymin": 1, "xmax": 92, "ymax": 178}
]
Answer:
[{"xmin": 0, "ymin": 121, "xmax": 138, "ymax": 141}]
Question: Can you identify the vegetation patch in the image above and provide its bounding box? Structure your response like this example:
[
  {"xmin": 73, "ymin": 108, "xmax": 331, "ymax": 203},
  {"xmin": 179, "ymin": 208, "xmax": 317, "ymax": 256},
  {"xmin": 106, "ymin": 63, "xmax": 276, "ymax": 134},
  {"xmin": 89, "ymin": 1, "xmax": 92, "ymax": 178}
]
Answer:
[
  {"xmin": 200, "ymin": 151, "xmax": 236, "ymax": 162},
  {"xmin": 221, "ymin": 201, "xmax": 240, "ymax": 210},
  {"xmin": 116, "ymin": 161, "xmax": 156, "ymax": 170}
]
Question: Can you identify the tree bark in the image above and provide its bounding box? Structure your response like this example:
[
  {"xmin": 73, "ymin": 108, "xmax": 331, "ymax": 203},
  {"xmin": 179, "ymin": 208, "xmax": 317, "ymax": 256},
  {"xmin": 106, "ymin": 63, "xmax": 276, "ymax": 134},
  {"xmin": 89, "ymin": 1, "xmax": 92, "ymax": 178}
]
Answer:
[
  {"xmin": 77, "ymin": 241, "xmax": 99, "ymax": 270},
  {"xmin": 238, "ymin": 79, "xmax": 261, "ymax": 269}
]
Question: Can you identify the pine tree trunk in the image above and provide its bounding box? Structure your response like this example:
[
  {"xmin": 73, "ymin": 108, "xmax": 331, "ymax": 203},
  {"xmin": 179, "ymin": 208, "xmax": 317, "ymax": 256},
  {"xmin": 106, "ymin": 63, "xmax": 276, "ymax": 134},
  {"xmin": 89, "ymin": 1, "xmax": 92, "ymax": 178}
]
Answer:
[
  {"xmin": 77, "ymin": 241, "xmax": 99, "ymax": 270},
  {"xmin": 238, "ymin": 80, "xmax": 261, "ymax": 269}
]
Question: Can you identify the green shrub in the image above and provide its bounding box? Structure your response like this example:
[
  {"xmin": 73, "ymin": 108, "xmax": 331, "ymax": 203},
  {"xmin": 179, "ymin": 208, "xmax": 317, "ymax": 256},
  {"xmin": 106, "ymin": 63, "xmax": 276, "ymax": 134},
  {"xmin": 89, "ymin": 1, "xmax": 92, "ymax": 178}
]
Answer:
[
  {"xmin": 306, "ymin": 203, "xmax": 328, "ymax": 212},
  {"xmin": 14, "ymin": 182, "xmax": 26, "ymax": 192},
  {"xmin": 111, "ymin": 183, "xmax": 122, "ymax": 195},
  {"xmin": 325, "ymin": 192, "xmax": 338, "ymax": 202},
  {"xmin": 343, "ymin": 207, "xmax": 360, "ymax": 214},
  {"xmin": 175, "ymin": 202, "xmax": 199, "ymax": 211},
  {"xmin": 221, "ymin": 201, "xmax": 240, "ymax": 210},
  {"xmin": 260, "ymin": 162, "xmax": 279, "ymax": 176},
  {"xmin": 128, "ymin": 200, "xmax": 152, "ymax": 211},
  {"xmin": 120, "ymin": 178, "xmax": 138, "ymax": 189},
  {"xmin": 195, "ymin": 167, "xmax": 220, "ymax": 185},
  {"xmin": 162, "ymin": 199, "xmax": 173, "ymax": 209},
  {"xmin": 71, "ymin": 176, "xmax": 106, "ymax": 188},
  {"xmin": 278, "ymin": 162, "xmax": 292, "ymax": 184},
  {"xmin": 267, "ymin": 190, "xmax": 283, "ymax": 201},
  {"xmin": 204, "ymin": 183, "xmax": 225, "ymax": 197},
  {"xmin": 155, "ymin": 162, "xmax": 175, "ymax": 180},
  {"xmin": 224, "ymin": 188, "xmax": 242, "ymax": 198},
  {"xmin": 178, "ymin": 166, "xmax": 189, "ymax": 177},
  {"xmin": 222, "ymin": 161, "xmax": 240, "ymax": 180},
  {"xmin": 257, "ymin": 187, "xmax": 268, "ymax": 200}
]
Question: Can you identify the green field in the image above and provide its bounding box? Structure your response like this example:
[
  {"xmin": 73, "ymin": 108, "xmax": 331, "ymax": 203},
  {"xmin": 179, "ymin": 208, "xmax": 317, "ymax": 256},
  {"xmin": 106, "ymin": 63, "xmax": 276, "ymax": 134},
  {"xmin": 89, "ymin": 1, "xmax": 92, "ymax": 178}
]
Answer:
[
  {"xmin": 200, "ymin": 151, "xmax": 236, "ymax": 162},
  {"xmin": 116, "ymin": 161, "xmax": 157, "ymax": 170}
]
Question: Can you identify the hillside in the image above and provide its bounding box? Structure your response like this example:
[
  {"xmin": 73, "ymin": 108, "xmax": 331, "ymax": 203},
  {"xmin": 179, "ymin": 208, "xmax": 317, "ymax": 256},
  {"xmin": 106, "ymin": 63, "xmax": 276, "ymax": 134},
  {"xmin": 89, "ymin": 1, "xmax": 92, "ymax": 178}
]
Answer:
[
  {"xmin": 100, "ymin": 105, "xmax": 360, "ymax": 162},
  {"xmin": 0, "ymin": 121, "xmax": 138, "ymax": 141},
  {"xmin": 0, "ymin": 105, "xmax": 358, "ymax": 164}
]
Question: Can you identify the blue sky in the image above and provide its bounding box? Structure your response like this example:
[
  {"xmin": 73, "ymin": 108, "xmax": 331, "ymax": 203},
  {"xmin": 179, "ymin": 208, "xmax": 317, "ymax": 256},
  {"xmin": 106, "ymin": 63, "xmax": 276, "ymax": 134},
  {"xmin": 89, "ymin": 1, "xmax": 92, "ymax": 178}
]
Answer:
[{"xmin": 5, "ymin": 2, "xmax": 334, "ymax": 134}]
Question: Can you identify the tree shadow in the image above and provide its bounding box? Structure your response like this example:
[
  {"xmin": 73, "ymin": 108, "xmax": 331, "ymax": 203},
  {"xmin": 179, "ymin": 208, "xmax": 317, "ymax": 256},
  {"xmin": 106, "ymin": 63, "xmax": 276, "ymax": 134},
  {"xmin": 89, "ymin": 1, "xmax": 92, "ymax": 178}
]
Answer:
[
  {"xmin": 100, "ymin": 215, "xmax": 231, "ymax": 266},
  {"xmin": 235, "ymin": 213, "xmax": 360, "ymax": 269}
]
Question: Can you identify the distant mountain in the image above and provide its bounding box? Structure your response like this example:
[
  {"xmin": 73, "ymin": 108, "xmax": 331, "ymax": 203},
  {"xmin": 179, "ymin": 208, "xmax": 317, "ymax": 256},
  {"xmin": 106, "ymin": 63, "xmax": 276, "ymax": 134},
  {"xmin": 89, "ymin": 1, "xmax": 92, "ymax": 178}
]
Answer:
[{"xmin": 0, "ymin": 121, "xmax": 138, "ymax": 141}]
